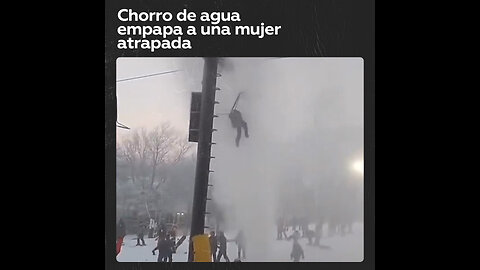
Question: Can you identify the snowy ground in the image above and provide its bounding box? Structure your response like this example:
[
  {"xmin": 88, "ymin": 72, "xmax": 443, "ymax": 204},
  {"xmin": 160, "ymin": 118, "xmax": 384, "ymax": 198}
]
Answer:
[{"xmin": 117, "ymin": 223, "xmax": 363, "ymax": 262}]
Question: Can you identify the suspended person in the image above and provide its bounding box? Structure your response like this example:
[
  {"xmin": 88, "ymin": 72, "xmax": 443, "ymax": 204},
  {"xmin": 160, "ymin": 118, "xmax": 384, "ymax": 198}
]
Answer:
[
  {"xmin": 290, "ymin": 237, "xmax": 305, "ymax": 262},
  {"xmin": 229, "ymin": 93, "xmax": 249, "ymax": 147},
  {"xmin": 234, "ymin": 230, "xmax": 246, "ymax": 260},
  {"xmin": 116, "ymin": 218, "xmax": 126, "ymax": 256},
  {"xmin": 209, "ymin": 231, "xmax": 219, "ymax": 262},
  {"xmin": 216, "ymin": 231, "xmax": 230, "ymax": 262}
]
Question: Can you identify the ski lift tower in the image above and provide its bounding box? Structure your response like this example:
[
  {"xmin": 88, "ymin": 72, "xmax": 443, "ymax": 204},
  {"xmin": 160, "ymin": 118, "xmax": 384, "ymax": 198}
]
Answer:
[{"xmin": 187, "ymin": 58, "xmax": 219, "ymax": 261}]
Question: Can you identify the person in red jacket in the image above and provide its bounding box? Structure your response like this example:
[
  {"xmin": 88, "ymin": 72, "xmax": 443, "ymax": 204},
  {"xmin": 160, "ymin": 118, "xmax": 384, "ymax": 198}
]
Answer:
[{"xmin": 116, "ymin": 218, "xmax": 126, "ymax": 255}]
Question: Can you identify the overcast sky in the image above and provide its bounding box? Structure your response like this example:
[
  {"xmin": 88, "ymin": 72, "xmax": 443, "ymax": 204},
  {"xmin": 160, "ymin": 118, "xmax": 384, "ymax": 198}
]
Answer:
[{"xmin": 116, "ymin": 57, "xmax": 362, "ymax": 141}]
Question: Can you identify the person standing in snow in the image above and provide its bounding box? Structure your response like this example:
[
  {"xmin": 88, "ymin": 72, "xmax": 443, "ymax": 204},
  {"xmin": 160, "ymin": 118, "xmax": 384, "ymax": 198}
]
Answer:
[
  {"xmin": 165, "ymin": 234, "xmax": 175, "ymax": 262},
  {"xmin": 136, "ymin": 220, "xmax": 146, "ymax": 246},
  {"xmin": 152, "ymin": 233, "xmax": 169, "ymax": 262},
  {"xmin": 313, "ymin": 217, "xmax": 324, "ymax": 246},
  {"xmin": 306, "ymin": 229, "xmax": 315, "ymax": 245},
  {"xmin": 290, "ymin": 237, "xmax": 305, "ymax": 262},
  {"xmin": 234, "ymin": 230, "xmax": 246, "ymax": 260},
  {"xmin": 148, "ymin": 218, "xmax": 157, "ymax": 238},
  {"xmin": 209, "ymin": 231, "xmax": 218, "ymax": 262},
  {"xmin": 116, "ymin": 218, "xmax": 126, "ymax": 255},
  {"xmin": 216, "ymin": 231, "xmax": 230, "ymax": 262},
  {"xmin": 288, "ymin": 230, "xmax": 301, "ymax": 241}
]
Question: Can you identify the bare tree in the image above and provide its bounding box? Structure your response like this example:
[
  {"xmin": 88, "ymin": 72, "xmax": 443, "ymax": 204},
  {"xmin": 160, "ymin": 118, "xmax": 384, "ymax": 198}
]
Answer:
[
  {"xmin": 119, "ymin": 137, "xmax": 138, "ymax": 183},
  {"xmin": 117, "ymin": 123, "xmax": 193, "ymax": 218},
  {"xmin": 148, "ymin": 123, "xmax": 173, "ymax": 188}
]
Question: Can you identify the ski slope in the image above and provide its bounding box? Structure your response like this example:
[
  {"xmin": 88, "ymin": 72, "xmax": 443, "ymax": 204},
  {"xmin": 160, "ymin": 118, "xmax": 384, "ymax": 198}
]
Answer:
[{"xmin": 117, "ymin": 223, "xmax": 363, "ymax": 262}]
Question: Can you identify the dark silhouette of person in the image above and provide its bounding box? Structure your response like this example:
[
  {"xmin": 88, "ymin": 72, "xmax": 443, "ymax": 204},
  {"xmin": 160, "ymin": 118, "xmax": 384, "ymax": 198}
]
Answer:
[
  {"xmin": 306, "ymin": 229, "xmax": 315, "ymax": 245},
  {"xmin": 314, "ymin": 218, "xmax": 324, "ymax": 246},
  {"xmin": 116, "ymin": 218, "xmax": 126, "ymax": 255},
  {"xmin": 156, "ymin": 221, "xmax": 166, "ymax": 238},
  {"xmin": 165, "ymin": 235, "xmax": 175, "ymax": 262},
  {"xmin": 229, "ymin": 109, "xmax": 249, "ymax": 147},
  {"xmin": 229, "ymin": 93, "xmax": 249, "ymax": 147},
  {"xmin": 290, "ymin": 238, "xmax": 305, "ymax": 262},
  {"xmin": 209, "ymin": 231, "xmax": 218, "ymax": 262},
  {"xmin": 152, "ymin": 233, "xmax": 169, "ymax": 262},
  {"xmin": 234, "ymin": 230, "xmax": 246, "ymax": 260},
  {"xmin": 169, "ymin": 225, "xmax": 177, "ymax": 242},
  {"xmin": 216, "ymin": 231, "xmax": 230, "ymax": 262},
  {"xmin": 136, "ymin": 220, "xmax": 146, "ymax": 246}
]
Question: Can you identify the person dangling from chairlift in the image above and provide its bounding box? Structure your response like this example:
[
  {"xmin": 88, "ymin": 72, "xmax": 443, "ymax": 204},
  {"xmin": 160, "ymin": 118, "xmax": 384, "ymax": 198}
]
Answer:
[{"xmin": 228, "ymin": 92, "xmax": 249, "ymax": 147}]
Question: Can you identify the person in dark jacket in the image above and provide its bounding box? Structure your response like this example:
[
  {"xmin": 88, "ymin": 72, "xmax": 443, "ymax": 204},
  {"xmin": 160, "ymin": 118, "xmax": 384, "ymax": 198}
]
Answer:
[
  {"xmin": 305, "ymin": 229, "xmax": 316, "ymax": 245},
  {"xmin": 287, "ymin": 230, "xmax": 301, "ymax": 241},
  {"xmin": 166, "ymin": 234, "xmax": 175, "ymax": 262},
  {"xmin": 229, "ymin": 109, "xmax": 249, "ymax": 147},
  {"xmin": 216, "ymin": 231, "xmax": 230, "ymax": 262},
  {"xmin": 152, "ymin": 234, "xmax": 169, "ymax": 262},
  {"xmin": 313, "ymin": 218, "xmax": 324, "ymax": 246},
  {"xmin": 234, "ymin": 230, "xmax": 246, "ymax": 260},
  {"xmin": 290, "ymin": 238, "xmax": 305, "ymax": 262},
  {"xmin": 136, "ymin": 221, "xmax": 146, "ymax": 246},
  {"xmin": 209, "ymin": 231, "xmax": 218, "ymax": 262},
  {"xmin": 116, "ymin": 218, "xmax": 126, "ymax": 255}
]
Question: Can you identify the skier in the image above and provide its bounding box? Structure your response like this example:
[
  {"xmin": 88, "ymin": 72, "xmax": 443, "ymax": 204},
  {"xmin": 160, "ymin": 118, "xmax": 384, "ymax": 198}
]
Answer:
[
  {"xmin": 234, "ymin": 230, "xmax": 246, "ymax": 260},
  {"xmin": 209, "ymin": 231, "xmax": 218, "ymax": 262},
  {"xmin": 116, "ymin": 218, "xmax": 126, "ymax": 255},
  {"xmin": 136, "ymin": 220, "xmax": 146, "ymax": 246},
  {"xmin": 216, "ymin": 231, "xmax": 230, "ymax": 262},
  {"xmin": 228, "ymin": 93, "xmax": 249, "ymax": 147},
  {"xmin": 290, "ymin": 237, "xmax": 305, "ymax": 262}
]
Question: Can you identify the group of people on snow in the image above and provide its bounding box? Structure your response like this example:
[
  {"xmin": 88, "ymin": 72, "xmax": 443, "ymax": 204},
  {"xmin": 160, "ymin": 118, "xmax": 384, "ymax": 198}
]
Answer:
[{"xmin": 209, "ymin": 230, "xmax": 246, "ymax": 262}]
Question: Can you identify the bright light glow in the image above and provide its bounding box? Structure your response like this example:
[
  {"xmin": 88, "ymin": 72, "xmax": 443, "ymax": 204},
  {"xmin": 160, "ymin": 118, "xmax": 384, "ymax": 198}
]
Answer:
[{"xmin": 352, "ymin": 160, "xmax": 364, "ymax": 175}]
